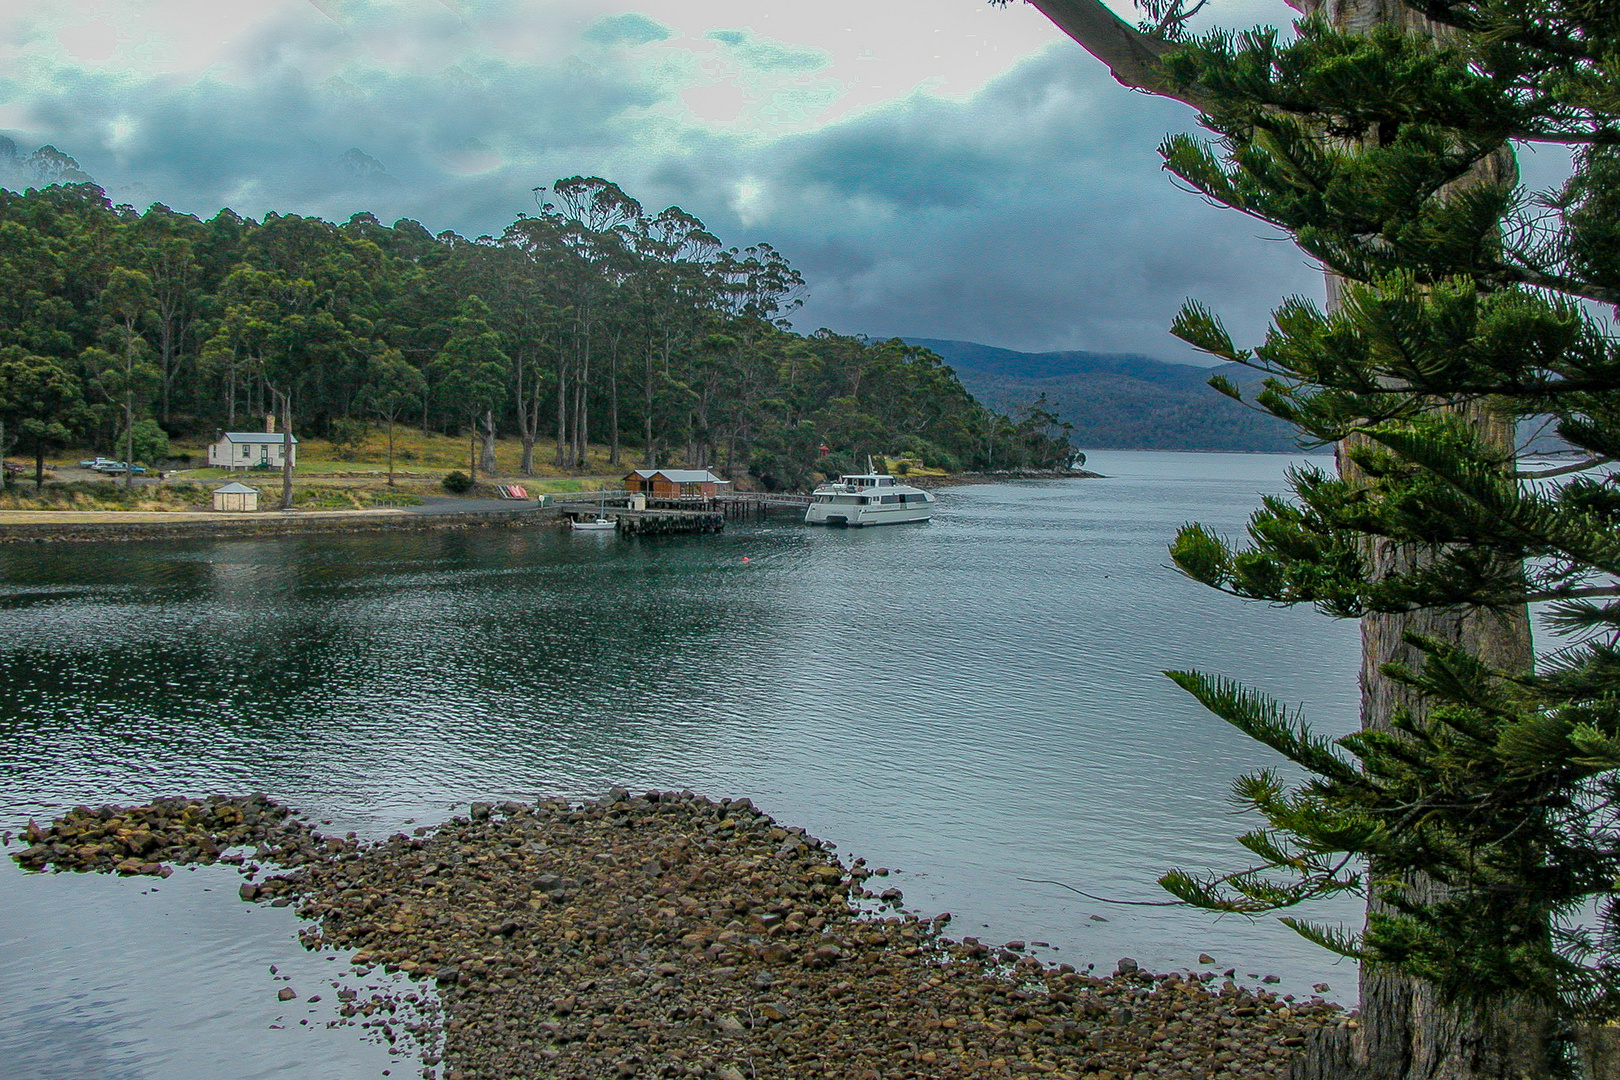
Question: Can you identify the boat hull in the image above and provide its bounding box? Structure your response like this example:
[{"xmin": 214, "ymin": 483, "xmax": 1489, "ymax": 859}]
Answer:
[{"xmin": 804, "ymin": 504, "xmax": 931, "ymax": 527}]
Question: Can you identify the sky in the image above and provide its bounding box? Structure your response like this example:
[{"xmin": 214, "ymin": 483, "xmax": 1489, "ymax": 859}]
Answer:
[{"xmin": 0, "ymin": 0, "xmax": 1338, "ymax": 359}]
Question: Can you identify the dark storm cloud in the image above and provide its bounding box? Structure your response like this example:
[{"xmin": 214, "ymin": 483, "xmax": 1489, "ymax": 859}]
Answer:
[
  {"xmin": 643, "ymin": 48, "xmax": 1325, "ymax": 357},
  {"xmin": 0, "ymin": 34, "xmax": 1322, "ymax": 357}
]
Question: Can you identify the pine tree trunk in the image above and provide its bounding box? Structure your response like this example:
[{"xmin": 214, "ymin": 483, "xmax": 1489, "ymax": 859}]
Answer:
[
  {"xmin": 1302, "ymin": 1, "xmax": 1548, "ymax": 1068},
  {"xmin": 1339, "ymin": 407, "xmax": 1552, "ymax": 1080}
]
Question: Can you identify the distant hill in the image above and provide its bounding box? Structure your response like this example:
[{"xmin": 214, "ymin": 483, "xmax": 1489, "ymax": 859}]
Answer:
[{"xmin": 905, "ymin": 338, "xmax": 1303, "ymax": 454}]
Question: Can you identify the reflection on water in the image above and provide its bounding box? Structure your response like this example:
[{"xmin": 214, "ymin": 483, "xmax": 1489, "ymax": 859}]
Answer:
[{"xmin": 0, "ymin": 450, "xmax": 1364, "ymax": 1078}]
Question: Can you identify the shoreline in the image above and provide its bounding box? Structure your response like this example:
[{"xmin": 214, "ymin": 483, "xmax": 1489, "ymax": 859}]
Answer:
[
  {"xmin": 0, "ymin": 469, "xmax": 1103, "ymax": 543},
  {"xmin": 11, "ymin": 792, "xmax": 1346, "ymax": 1080},
  {"xmin": 0, "ymin": 504, "xmax": 554, "ymax": 544}
]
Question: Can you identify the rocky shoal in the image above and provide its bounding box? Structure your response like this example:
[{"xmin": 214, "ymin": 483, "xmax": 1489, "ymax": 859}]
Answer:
[{"xmin": 12, "ymin": 791, "xmax": 1348, "ymax": 1080}]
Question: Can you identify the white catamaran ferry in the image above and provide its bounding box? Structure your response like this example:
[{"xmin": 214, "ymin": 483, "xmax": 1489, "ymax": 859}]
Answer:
[{"xmin": 804, "ymin": 472, "xmax": 935, "ymax": 527}]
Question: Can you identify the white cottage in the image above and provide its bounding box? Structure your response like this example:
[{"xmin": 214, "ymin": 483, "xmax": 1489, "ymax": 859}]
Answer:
[
  {"xmin": 208, "ymin": 432, "xmax": 298, "ymax": 470},
  {"xmin": 211, "ymin": 482, "xmax": 260, "ymax": 512}
]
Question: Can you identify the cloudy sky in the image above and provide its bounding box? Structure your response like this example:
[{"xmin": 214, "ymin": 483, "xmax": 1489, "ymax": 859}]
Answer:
[{"xmin": 0, "ymin": 0, "xmax": 1335, "ymax": 359}]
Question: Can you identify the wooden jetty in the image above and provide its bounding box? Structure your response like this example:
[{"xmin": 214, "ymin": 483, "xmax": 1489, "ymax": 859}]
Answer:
[
  {"xmin": 549, "ymin": 489, "xmax": 811, "ymax": 533},
  {"xmin": 714, "ymin": 492, "xmax": 813, "ymax": 520},
  {"xmin": 615, "ymin": 508, "xmax": 723, "ymax": 535}
]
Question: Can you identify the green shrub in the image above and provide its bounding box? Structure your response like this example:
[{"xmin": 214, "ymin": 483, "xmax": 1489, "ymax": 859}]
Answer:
[
  {"xmin": 130, "ymin": 419, "xmax": 170, "ymax": 466},
  {"xmin": 442, "ymin": 470, "xmax": 473, "ymax": 494}
]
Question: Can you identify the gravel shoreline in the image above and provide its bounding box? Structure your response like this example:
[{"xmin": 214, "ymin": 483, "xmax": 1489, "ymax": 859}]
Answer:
[{"xmin": 11, "ymin": 792, "xmax": 1348, "ymax": 1080}]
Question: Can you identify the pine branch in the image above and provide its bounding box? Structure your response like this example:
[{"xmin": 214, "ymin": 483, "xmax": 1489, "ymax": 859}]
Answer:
[{"xmin": 1518, "ymin": 457, "xmax": 1615, "ymax": 480}]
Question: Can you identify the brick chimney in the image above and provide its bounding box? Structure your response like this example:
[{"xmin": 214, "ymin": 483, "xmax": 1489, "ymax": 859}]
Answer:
[{"xmin": 265, "ymin": 413, "xmax": 275, "ymax": 434}]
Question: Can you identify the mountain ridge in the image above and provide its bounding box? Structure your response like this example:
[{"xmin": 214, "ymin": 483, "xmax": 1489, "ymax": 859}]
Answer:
[{"xmin": 902, "ymin": 337, "xmax": 1302, "ymax": 454}]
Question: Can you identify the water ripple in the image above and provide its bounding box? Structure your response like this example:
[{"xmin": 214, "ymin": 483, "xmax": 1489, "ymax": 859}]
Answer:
[{"xmin": 0, "ymin": 451, "xmax": 1363, "ymax": 1078}]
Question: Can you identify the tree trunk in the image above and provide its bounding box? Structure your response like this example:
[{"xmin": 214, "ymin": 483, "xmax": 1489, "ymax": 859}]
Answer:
[
  {"xmin": 278, "ymin": 388, "xmax": 294, "ymax": 511},
  {"xmin": 386, "ymin": 417, "xmax": 396, "ymax": 487},
  {"xmin": 575, "ymin": 338, "xmax": 590, "ymax": 470},
  {"xmin": 1330, "ymin": 408, "xmax": 1551, "ymax": 1080},
  {"xmin": 608, "ymin": 333, "xmax": 620, "ymax": 467},
  {"xmin": 514, "ymin": 351, "xmax": 538, "ymax": 477},
  {"xmin": 644, "ymin": 349, "xmax": 656, "ymax": 469},
  {"xmin": 479, "ymin": 410, "xmax": 497, "ymax": 476},
  {"xmin": 123, "ymin": 390, "xmax": 134, "ymax": 490},
  {"xmin": 554, "ymin": 363, "xmax": 569, "ymax": 468},
  {"xmin": 1320, "ymin": 2, "xmax": 1547, "ymax": 1073}
]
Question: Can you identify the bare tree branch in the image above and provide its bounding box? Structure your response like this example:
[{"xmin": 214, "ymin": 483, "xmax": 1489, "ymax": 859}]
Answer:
[
  {"xmin": 1018, "ymin": 876, "xmax": 1185, "ymax": 905},
  {"xmin": 1518, "ymin": 457, "xmax": 1613, "ymax": 479},
  {"xmin": 1024, "ymin": 0, "xmax": 1213, "ymax": 110}
]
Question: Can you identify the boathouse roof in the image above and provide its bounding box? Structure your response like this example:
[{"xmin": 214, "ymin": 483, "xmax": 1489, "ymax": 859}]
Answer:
[{"xmin": 626, "ymin": 469, "xmax": 730, "ymax": 485}]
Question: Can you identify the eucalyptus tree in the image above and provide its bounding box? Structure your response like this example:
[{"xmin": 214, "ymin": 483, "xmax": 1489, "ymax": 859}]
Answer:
[
  {"xmin": 90, "ymin": 267, "xmax": 157, "ymax": 487},
  {"xmin": 470, "ymin": 232, "xmax": 561, "ymax": 476},
  {"xmin": 360, "ymin": 348, "xmax": 425, "ymax": 487},
  {"xmin": 544, "ymin": 177, "xmax": 644, "ymax": 468},
  {"xmin": 634, "ymin": 206, "xmax": 723, "ymax": 467},
  {"xmin": 493, "ymin": 215, "xmax": 573, "ymax": 474},
  {"xmin": 0, "ymin": 348, "xmax": 83, "ymax": 488},
  {"xmin": 433, "ymin": 296, "xmax": 509, "ymax": 481},
  {"xmin": 130, "ymin": 205, "xmax": 205, "ymax": 422}
]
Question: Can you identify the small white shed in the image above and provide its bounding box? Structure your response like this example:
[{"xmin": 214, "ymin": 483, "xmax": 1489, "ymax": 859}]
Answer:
[{"xmin": 212, "ymin": 482, "xmax": 261, "ymax": 512}]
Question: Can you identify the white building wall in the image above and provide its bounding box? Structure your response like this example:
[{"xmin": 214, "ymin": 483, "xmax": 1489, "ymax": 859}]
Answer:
[{"xmin": 209, "ymin": 439, "xmax": 297, "ymax": 468}]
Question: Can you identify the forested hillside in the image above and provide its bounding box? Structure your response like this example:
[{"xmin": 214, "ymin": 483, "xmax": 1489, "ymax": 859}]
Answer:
[
  {"xmin": 908, "ymin": 338, "xmax": 1302, "ymax": 453},
  {"xmin": 0, "ymin": 169, "xmax": 1073, "ymax": 489}
]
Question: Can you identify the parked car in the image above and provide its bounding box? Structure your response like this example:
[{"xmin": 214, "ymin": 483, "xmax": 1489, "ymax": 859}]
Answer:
[
  {"xmin": 79, "ymin": 457, "xmax": 120, "ymax": 470},
  {"xmin": 91, "ymin": 461, "xmax": 145, "ymax": 475}
]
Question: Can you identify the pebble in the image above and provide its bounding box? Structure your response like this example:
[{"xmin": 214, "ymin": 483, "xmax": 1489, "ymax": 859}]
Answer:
[{"xmin": 15, "ymin": 791, "xmax": 1346, "ymax": 1080}]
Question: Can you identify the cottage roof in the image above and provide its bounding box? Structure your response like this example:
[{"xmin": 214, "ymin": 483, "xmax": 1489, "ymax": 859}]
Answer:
[
  {"xmin": 627, "ymin": 468, "xmax": 729, "ymax": 485},
  {"xmin": 219, "ymin": 432, "xmax": 299, "ymax": 444},
  {"xmin": 215, "ymin": 482, "xmax": 260, "ymax": 494}
]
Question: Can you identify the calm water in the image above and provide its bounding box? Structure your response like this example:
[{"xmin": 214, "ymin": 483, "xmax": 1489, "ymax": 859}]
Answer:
[{"xmin": 0, "ymin": 450, "xmax": 1365, "ymax": 1079}]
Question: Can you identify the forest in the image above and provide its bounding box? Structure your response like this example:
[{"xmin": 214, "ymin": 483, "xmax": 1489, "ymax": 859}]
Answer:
[{"xmin": 0, "ymin": 165, "xmax": 1076, "ymax": 489}]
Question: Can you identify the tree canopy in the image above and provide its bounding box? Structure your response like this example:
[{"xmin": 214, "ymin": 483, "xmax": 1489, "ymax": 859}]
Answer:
[{"xmin": 0, "ymin": 176, "xmax": 1074, "ymax": 482}]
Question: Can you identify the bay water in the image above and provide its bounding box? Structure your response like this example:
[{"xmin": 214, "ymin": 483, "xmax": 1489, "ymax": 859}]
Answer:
[{"xmin": 0, "ymin": 449, "xmax": 1365, "ymax": 1079}]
